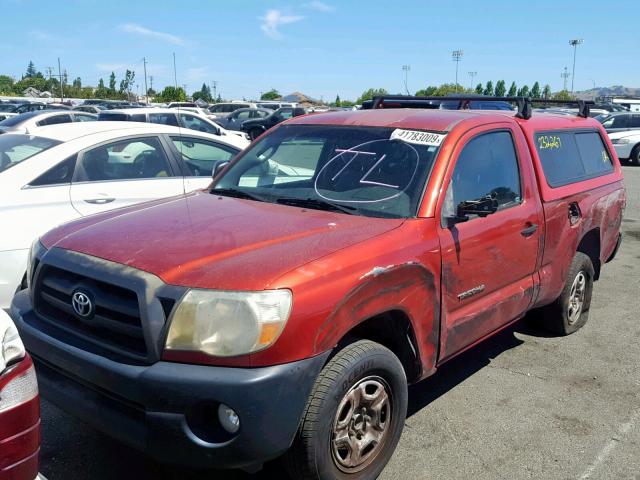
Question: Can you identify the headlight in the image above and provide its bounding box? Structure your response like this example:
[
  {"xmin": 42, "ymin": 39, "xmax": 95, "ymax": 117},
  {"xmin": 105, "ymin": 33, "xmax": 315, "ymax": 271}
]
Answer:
[
  {"xmin": 26, "ymin": 238, "xmax": 45, "ymax": 289},
  {"xmin": 611, "ymin": 138, "xmax": 631, "ymax": 144},
  {"xmin": 0, "ymin": 311, "xmax": 26, "ymax": 374},
  {"xmin": 165, "ymin": 289, "xmax": 292, "ymax": 357}
]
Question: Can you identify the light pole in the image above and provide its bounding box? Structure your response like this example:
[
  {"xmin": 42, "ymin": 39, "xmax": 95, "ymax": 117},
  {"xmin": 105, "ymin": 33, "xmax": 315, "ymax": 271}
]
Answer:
[
  {"xmin": 569, "ymin": 38, "xmax": 583, "ymax": 94},
  {"xmin": 402, "ymin": 65, "xmax": 410, "ymax": 95},
  {"xmin": 561, "ymin": 66, "xmax": 571, "ymax": 92},
  {"xmin": 468, "ymin": 71, "xmax": 477, "ymax": 90},
  {"xmin": 452, "ymin": 50, "xmax": 463, "ymax": 92}
]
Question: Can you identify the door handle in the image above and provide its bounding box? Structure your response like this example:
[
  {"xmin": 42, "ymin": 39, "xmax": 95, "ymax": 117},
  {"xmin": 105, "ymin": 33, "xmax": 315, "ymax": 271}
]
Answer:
[
  {"xmin": 568, "ymin": 202, "xmax": 582, "ymax": 226},
  {"xmin": 84, "ymin": 198, "xmax": 115, "ymax": 205},
  {"xmin": 521, "ymin": 223, "xmax": 538, "ymax": 237}
]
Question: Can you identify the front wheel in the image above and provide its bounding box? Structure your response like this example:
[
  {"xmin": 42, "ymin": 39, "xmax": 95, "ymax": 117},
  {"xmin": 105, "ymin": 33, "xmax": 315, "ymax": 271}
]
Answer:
[
  {"xmin": 630, "ymin": 144, "xmax": 640, "ymax": 166},
  {"xmin": 285, "ymin": 340, "xmax": 407, "ymax": 480}
]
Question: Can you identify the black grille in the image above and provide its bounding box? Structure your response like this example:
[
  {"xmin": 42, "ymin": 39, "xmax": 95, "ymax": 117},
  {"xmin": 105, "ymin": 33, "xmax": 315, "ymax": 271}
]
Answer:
[{"xmin": 34, "ymin": 265, "xmax": 147, "ymax": 358}]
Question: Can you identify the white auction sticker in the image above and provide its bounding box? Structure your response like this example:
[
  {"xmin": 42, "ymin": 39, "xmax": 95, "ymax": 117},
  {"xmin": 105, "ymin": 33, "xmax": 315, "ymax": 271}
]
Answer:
[{"xmin": 391, "ymin": 129, "xmax": 446, "ymax": 147}]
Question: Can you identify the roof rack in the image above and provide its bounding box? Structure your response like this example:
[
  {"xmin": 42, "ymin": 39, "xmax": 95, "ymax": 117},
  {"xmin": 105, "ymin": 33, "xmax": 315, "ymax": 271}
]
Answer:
[{"xmin": 366, "ymin": 95, "xmax": 595, "ymax": 120}]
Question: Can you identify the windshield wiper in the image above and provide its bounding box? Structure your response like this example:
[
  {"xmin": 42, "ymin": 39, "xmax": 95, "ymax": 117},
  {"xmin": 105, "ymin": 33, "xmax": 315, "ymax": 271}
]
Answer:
[
  {"xmin": 276, "ymin": 197, "xmax": 356, "ymax": 215},
  {"xmin": 210, "ymin": 187, "xmax": 265, "ymax": 202}
]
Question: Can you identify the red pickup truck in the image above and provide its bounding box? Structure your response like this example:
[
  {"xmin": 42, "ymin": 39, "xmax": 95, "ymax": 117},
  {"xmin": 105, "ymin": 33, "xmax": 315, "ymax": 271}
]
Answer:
[{"xmin": 11, "ymin": 97, "xmax": 625, "ymax": 479}]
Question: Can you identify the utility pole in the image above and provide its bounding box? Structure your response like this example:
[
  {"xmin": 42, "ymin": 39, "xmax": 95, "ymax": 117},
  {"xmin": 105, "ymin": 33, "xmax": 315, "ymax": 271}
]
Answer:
[
  {"xmin": 212, "ymin": 80, "xmax": 218, "ymax": 102},
  {"xmin": 468, "ymin": 71, "xmax": 477, "ymax": 90},
  {"xmin": 452, "ymin": 50, "xmax": 463, "ymax": 92},
  {"xmin": 57, "ymin": 57, "xmax": 64, "ymax": 102},
  {"xmin": 401, "ymin": 65, "xmax": 410, "ymax": 95},
  {"xmin": 149, "ymin": 76, "xmax": 154, "ymax": 93},
  {"xmin": 142, "ymin": 57, "xmax": 149, "ymax": 104},
  {"xmin": 569, "ymin": 38, "xmax": 583, "ymax": 94},
  {"xmin": 561, "ymin": 66, "xmax": 571, "ymax": 92},
  {"xmin": 46, "ymin": 67, "xmax": 53, "ymax": 80}
]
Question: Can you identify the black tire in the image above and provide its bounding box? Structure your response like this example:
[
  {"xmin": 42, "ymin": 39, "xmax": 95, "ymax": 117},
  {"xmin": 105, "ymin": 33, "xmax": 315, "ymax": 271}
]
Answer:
[
  {"xmin": 541, "ymin": 252, "xmax": 594, "ymax": 335},
  {"xmin": 249, "ymin": 128, "xmax": 263, "ymax": 141},
  {"xmin": 630, "ymin": 144, "xmax": 640, "ymax": 166},
  {"xmin": 285, "ymin": 340, "xmax": 408, "ymax": 480}
]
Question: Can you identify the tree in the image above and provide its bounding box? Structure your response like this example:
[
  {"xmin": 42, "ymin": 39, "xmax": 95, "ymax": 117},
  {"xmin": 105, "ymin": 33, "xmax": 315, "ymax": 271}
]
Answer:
[
  {"xmin": 261, "ymin": 89, "xmax": 280, "ymax": 100},
  {"xmin": 72, "ymin": 77, "xmax": 82, "ymax": 89},
  {"xmin": 147, "ymin": 87, "xmax": 156, "ymax": 96},
  {"xmin": 119, "ymin": 69, "xmax": 135, "ymax": 99},
  {"xmin": 356, "ymin": 88, "xmax": 388, "ymax": 104},
  {"xmin": 192, "ymin": 83, "xmax": 212, "ymax": 102},
  {"xmin": 531, "ymin": 82, "xmax": 541, "ymax": 99},
  {"xmin": 495, "ymin": 80, "xmax": 506, "ymax": 97},
  {"xmin": 517, "ymin": 85, "xmax": 530, "ymax": 97},
  {"xmin": 542, "ymin": 84, "xmax": 552, "ymax": 99},
  {"xmin": 108, "ymin": 72, "xmax": 117, "ymax": 96},
  {"xmin": 415, "ymin": 86, "xmax": 438, "ymax": 96},
  {"xmin": 334, "ymin": 94, "xmax": 341, "ymax": 107},
  {"xmin": 156, "ymin": 86, "xmax": 187, "ymax": 102},
  {"xmin": 475, "ymin": 83, "xmax": 483, "ymax": 94},
  {"xmin": 483, "ymin": 80, "xmax": 494, "ymax": 96},
  {"xmin": 25, "ymin": 61, "xmax": 37, "ymax": 78},
  {"xmin": 553, "ymin": 90, "xmax": 574, "ymax": 101},
  {"xmin": 507, "ymin": 81, "xmax": 517, "ymax": 97},
  {"xmin": 0, "ymin": 75, "xmax": 14, "ymax": 94}
]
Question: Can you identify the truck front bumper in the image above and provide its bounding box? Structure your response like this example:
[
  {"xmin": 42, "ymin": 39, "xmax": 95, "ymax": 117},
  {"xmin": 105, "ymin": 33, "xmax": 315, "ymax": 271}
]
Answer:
[{"xmin": 11, "ymin": 291, "xmax": 329, "ymax": 471}]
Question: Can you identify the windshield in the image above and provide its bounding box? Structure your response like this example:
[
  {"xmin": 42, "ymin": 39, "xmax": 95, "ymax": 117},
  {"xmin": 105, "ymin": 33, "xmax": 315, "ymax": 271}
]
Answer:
[
  {"xmin": 0, "ymin": 134, "xmax": 61, "ymax": 173},
  {"xmin": 0, "ymin": 104, "xmax": 17, "ymax": 112},
  {"xmin": 213, "ymin": 125, "xmax": 443, "ymax": 218}
]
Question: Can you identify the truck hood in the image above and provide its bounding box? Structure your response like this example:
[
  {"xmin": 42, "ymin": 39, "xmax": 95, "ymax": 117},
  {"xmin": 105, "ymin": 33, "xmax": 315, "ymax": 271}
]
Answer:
[{"xmin": 42, "ymin": 191, "xmax": 404, "ymax": 290}]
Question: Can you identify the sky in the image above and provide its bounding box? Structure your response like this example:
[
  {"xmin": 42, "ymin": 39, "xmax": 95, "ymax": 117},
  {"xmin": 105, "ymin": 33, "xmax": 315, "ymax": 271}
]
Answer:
[{"xmin": 2, "ymin": 0, "xmax": 638, "ymax": 101}]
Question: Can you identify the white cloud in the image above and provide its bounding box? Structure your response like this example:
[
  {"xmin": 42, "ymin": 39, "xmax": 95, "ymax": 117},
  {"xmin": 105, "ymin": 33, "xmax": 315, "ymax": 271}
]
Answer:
[
  {"xmin": 118, "ymin": 23, "xmax": 185, "ymax": 46},
  {"xmin": 28, "ymin": 30, "xmax": 53, "ymax": 41},
  {"xmin": 260, "ymin": 9, "xmax": 304, "ymax": 39},
  {"xmin": 303, "ymin": 1, "xmax": 334, "ymax": 12}
]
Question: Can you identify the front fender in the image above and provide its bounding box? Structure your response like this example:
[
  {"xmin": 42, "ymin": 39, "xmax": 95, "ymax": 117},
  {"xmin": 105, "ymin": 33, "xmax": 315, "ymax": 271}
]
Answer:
[{"xmin": 314, "ymin": 263, "xmax": 440, "ymax": 378}]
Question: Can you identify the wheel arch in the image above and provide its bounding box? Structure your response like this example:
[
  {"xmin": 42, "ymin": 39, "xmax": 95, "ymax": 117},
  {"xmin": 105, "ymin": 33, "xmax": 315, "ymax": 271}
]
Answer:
[{"xmin": 576, "ymin": 228, "xmax": 601, "ymax": 280}]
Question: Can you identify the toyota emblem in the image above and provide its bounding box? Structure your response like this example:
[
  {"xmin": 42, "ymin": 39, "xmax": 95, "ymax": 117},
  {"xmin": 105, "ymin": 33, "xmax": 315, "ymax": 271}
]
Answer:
[{"xmin": 72, "ymin": 290, "xmax": 94, "ymax": 318}]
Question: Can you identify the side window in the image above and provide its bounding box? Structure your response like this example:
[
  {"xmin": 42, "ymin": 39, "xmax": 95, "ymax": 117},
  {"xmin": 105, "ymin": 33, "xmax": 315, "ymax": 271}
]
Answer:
[
  {"xmin": 279, "ymin": 110, "xmax": 293, "ymax": 119},
  {"xmin": 76, "ymin": 137, "xmax": 172, "ymax": 182},
  {"xmin": 631, "ymin": 115, "xmax": 640, "ymax": 128},
  {"xmin": 236, "ymin": 111, "xmax": 252, "ymax": 120},
  {"xmin": 29, "ymin": 155, "xmax": 77, "ymax": 186},
  {"xmin": 443, "ymin": 131, "xmax": 521, "ymax": 220},
  {"xmin": 179, "ymin": 114, "xmax": 218, "ymax": 134},
  {"xmin": 37, "ymin": 114, "xmax": 72, "ymax": 126},
  {"xmin": 612, "ymin": 115, "xmax": 629, "ymax": 128},
  {"xmin": 574, "ymin": 132, "xmax": 614, "ymax": 176},
  {"xmin": 535, "ymin": 131, "xmax": 613, "ymax": 187},
  {"xmin": 73, "ymin": 114, "xmax": 95, "ymax": 122},
  {"xmin": 171, "ymin": 136, "xmax": 236, "ymax": 176},
  {"xmin": 148, "ymin": 113, "xmax": 179, "ymax": 127}
]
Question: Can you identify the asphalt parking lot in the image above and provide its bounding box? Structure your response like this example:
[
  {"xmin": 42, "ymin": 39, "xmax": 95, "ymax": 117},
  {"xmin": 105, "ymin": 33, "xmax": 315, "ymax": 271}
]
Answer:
[{"xmin": 39, "ymin": 165, "xmax": 640, "ymax": 480}]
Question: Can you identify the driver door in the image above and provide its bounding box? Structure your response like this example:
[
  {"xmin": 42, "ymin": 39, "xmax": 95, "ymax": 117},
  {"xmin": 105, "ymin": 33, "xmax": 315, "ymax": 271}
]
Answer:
[
  {"xmin": 437, "ymin": 125, "xmax": 543, "ymax": 360},
  {"xmin": 70, "ymin": 136, "xmax": 184, "ymax": 216}
]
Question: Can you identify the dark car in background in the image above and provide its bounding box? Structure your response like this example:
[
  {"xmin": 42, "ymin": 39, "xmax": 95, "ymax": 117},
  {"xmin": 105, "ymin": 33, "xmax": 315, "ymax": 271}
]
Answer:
[
  {"xmin": 241, "ymin": 106, "xmax": 306, "ymax": 139},
  {"xmin": 596, "ymin": 112, "xmax": 640, "ymax": 133},
  {"xmin": 212, "ymin": 107, "xmax": 271, "ymax": 131},
  {"xmin": 208, "ymin": 102, "xmax": 257, "ymax": 118}
]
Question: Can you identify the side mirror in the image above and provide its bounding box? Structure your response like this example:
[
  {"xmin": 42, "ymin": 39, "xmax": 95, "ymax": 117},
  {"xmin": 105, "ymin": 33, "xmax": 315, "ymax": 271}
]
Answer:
[
  {"xmin": 455, "ymin": 195, "xmax": 499, "ymax": 222},
  {"xmin": 213, "ymin": 161, "xmax": 230, "ymax": 179}
]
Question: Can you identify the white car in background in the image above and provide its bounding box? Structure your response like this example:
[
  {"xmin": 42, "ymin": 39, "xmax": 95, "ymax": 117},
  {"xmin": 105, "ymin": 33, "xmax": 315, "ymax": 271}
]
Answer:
[
  {"xmin": 0, "ymin": 110, "xmax": 97, "ymax": 134},
  {"xmin": 608, "ymin": 130, "xmax": 640, "ymax": 165},
  {"xmin": 98, "ymin": 107, "xmax": 250, "ymax": 148},
  {"xmin": 0, "ymin": 121, "xmax": 243, "ymax": 308}
]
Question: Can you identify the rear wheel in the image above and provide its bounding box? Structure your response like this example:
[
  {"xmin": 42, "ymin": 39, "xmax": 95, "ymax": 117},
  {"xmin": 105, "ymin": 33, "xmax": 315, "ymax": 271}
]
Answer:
[
  {"xmin": 249, "ymin": 128, "xmax": 263, "ymax": 140},
  {"xmin": 541, "ymin": 252, "xmax": 594, "ymax": 335},
  {"xmin": 285, "ymin": 340, "xmax": 407, "ymax": 480},
  {"xmin": 630, "ymin": 144, "xmax": 640, "ymax": 166}
]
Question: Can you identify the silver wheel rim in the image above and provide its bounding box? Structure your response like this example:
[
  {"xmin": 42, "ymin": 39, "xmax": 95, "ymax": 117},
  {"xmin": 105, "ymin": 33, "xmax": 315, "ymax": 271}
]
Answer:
[
  {"xmin": 567, "ymin": 271, "xmax": 587, "ymax": 325},
  {"xmin": 331, "ymin": 375, "xmax": 392, "ymax": 473}
]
